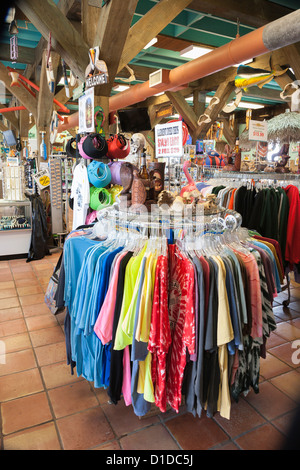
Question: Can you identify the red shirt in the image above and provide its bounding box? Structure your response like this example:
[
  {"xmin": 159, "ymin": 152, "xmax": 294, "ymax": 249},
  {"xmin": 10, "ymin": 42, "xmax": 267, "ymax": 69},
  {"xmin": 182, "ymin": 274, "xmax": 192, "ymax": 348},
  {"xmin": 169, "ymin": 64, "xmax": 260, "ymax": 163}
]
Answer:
[
  {"xmin": 166, "ymin": 245, "xmax": 195, "ymax": 412},
  {"xmin": 284, "ymin": 185, "xmax": 300, "ymax": 265},
  {"xmin": 148, "ymin": 255, "xmax": 171, "ymax": 412}
]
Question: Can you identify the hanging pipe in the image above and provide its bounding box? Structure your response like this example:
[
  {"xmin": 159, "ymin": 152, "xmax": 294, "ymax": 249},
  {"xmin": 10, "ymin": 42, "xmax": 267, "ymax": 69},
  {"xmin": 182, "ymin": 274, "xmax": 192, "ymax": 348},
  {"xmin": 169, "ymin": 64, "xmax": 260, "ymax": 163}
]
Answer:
[{"xmin": 58, "ymin": 8, "xmax": 300, "ymax": 133}]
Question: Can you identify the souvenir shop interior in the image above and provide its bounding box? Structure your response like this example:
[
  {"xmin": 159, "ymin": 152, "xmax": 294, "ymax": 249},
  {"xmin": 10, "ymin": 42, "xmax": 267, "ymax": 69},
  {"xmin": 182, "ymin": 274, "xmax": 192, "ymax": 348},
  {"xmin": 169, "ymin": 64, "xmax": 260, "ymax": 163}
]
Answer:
[{"xmin": 0, "ymin": 0, "xmax": 300, "ymax": 452}]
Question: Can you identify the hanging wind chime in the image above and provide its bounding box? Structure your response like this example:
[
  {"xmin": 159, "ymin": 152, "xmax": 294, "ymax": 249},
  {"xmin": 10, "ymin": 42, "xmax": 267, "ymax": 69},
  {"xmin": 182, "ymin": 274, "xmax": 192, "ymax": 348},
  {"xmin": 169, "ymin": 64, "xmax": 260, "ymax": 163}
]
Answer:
[{"xmin": 10, "ymin": 35, "xmax": 18, "ymax": 63}]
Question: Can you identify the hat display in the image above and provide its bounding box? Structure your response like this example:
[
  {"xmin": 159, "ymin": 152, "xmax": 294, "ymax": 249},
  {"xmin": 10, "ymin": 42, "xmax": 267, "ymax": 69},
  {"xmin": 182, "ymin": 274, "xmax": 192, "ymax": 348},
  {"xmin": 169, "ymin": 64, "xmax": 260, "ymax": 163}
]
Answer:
[
  {"xmin": 78, "ymin": 136, "xmax": 92, "ymax": 160},
  {"xmin": 107, "ymin": 134, "xmax": 130, "ymax": 160},
  {"xmin": 90, "ymin": 186, "xmax": 112, "ymax": 211},
  {"xmin": 66, "ymin": 137, "xmax": 77, "ymax": 159},
  {"xmin": 81, "ymin": 133, "xmax": 108, "ymax": 160},
  {"xmin": 108, "ymin": 161, "xmax": 134, "ymax": 193},
  {"xmin": 87, "ymin": 160, "xmax": 111, "ymax": 188}
]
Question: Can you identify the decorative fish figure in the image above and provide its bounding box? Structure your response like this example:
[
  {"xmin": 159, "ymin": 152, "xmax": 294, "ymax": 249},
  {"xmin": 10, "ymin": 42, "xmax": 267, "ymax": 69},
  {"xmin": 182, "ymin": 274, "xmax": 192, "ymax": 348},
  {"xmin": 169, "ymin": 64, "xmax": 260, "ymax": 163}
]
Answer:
[{"xmin": 235, "ymin": 65, "xmax": 288, "ymax": 91}]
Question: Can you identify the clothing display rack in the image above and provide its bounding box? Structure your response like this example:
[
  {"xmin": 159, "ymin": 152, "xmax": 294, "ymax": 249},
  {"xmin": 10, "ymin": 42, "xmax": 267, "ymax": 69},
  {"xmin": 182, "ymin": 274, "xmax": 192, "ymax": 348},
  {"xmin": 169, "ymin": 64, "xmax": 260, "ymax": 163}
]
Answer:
[
  {"xmin": 51, "ymin": 201, "xmax": 284, "ymax": 422},
  {"xmin": 198, "ymin": 171, "xmax": 300, "ymax": 307}
]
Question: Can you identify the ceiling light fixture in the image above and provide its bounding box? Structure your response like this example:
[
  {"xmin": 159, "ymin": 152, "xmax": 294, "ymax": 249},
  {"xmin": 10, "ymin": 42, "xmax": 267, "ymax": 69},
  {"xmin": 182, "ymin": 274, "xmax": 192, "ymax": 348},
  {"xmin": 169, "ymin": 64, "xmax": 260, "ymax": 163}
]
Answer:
[
  {"xmin": 234, "ymin": 59, "xmax": 253, "ymax": 67},
  {"xmin": 113, "ymin": 84, "xmax": 130, "ymax": 92},
  {"xmin": 180, "ymin": 45, "xmax": 213, "ymax": 59},
  {"xmin": 143, "ymin": 37, "xmax": 158, "ymax": 50}
]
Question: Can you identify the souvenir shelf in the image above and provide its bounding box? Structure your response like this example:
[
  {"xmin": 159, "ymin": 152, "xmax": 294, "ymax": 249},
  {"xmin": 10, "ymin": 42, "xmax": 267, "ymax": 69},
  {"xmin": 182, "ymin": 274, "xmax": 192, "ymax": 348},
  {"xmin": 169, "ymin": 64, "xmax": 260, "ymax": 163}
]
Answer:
[{"xmin": 0, "ymin": 199, "xmax": 32, "ymax": 256}]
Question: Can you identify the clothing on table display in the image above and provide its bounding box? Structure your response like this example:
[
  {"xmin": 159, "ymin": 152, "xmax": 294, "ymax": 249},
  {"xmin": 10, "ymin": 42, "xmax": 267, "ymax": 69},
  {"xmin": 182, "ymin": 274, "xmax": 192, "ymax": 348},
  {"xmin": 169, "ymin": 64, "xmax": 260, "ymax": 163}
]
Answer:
[{"xmin": 56, "ymin": 227, "xmax": 281, "ymax": 421}]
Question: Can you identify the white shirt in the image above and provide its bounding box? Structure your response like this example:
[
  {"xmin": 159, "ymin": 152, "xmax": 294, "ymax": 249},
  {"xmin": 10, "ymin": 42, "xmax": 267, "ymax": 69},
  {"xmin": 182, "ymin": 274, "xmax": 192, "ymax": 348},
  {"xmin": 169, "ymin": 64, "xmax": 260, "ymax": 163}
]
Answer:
[{"xmin": 71, "ymin": 163, "xmax": 90, "ymax": 230}]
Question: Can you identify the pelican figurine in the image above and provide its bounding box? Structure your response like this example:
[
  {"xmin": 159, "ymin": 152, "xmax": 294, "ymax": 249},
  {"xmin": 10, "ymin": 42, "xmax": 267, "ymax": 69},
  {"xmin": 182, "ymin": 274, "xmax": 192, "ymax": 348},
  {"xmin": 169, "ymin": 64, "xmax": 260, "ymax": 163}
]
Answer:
[{"xmin": 85, "ymin": 46, "xmax": 108, "ymax": 78}]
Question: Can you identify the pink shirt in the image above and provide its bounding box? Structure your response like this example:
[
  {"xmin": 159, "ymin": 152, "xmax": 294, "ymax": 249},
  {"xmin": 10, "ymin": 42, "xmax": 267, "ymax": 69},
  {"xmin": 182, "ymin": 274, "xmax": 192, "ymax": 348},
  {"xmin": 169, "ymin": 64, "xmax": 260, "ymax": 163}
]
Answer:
[{"xmin": 94, "ymin": 251, "xmax": 127, "ymax": 344}]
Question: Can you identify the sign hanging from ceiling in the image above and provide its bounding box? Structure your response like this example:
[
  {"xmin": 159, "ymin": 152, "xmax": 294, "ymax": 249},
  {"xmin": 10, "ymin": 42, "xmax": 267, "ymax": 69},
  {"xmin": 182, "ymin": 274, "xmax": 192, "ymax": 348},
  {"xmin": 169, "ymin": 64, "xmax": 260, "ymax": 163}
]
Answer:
[
  {"xmin": 155, "ymin": 121, "xmax": 183, "ymax": 158},
  {"xmin": 78, "ymin": 87, "xmax": 95, "ymax": 134},
  {"xmin": 85, "ymin": 46, "xmax": 109, "ymax": 89},
  {"xmin": 248, "ymin": 119, "xmax": 268, "ymax": 142}
]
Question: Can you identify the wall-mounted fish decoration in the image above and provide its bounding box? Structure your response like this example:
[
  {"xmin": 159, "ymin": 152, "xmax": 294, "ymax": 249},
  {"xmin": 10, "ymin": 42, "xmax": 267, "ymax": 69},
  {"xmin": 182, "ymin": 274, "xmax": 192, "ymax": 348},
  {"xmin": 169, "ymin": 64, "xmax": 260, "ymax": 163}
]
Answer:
[{"xmin": 235, "ymin": 65, "xmax": 288, "ymax": 91}]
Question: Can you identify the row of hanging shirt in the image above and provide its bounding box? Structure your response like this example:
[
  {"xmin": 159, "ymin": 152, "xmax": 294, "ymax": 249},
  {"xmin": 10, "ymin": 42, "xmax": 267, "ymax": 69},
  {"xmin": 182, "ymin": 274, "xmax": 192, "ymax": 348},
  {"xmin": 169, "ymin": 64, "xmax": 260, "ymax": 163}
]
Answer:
[
  {"xmin": 196, "ymin": 175, "xmax": 300, "ymax": 279},
  {"xmin": 56, "ymin": 212, "xmax": 282, "ymax": 421}
]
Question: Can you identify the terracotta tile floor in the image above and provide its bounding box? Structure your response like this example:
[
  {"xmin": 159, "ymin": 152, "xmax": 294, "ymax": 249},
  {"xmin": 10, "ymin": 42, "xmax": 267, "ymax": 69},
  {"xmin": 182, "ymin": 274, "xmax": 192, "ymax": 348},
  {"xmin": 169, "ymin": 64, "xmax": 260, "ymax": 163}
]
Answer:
[{"xmin": 0, "ymin": 252, "xmax": 300, "ymax": 451}]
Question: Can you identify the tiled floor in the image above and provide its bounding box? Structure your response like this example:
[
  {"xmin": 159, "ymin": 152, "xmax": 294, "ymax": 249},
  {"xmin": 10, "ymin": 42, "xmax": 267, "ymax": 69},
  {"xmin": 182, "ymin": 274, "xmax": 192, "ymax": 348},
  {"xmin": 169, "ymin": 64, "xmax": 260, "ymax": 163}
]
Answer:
[{"xmin": 0, "ymin": 251, "xmax": 300, "ymax": 450}]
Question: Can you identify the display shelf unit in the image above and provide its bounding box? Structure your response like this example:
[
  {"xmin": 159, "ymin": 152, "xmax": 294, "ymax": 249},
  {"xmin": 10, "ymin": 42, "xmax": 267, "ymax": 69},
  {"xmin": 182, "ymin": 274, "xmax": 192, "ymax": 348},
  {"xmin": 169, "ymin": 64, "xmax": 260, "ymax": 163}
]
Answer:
[{"xmin": 0, "ymin": 199, "xmax": 32, "ymax": 257}]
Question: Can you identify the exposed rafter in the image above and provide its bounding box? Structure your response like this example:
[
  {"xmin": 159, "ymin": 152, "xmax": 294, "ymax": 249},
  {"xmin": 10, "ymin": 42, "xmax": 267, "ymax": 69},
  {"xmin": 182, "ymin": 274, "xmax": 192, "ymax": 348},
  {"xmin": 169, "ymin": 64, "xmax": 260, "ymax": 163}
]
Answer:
[
  {"xmin": 117, "ymin": 0, "xmax": 193, "ymax": 74},
  {"xmin": 165, "ymin": 90, "xmax": 198, "ymax": 133},
  {"xmin": 0, "ymin": 61, "xmax": 37, "ymax": 118},
  {"xmin": 188, "ymin": 0, "xmax": 293, "ymax": 29},
  {"xmin": 83, "ymin": 0, "xmax": 139, "ymax": 96},
  {"xmin": 16, "ymin": 0, "xmax": 90, "ymax": 81}
]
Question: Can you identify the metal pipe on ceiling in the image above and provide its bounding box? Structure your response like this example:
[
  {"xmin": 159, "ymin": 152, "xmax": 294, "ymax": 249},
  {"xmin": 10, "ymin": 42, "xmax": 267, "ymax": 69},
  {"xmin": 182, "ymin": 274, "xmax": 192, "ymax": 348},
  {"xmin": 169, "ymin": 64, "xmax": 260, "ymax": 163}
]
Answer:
[{"xmin": 57, "ymin": 8, "xmax": 300, "ymax": 133}]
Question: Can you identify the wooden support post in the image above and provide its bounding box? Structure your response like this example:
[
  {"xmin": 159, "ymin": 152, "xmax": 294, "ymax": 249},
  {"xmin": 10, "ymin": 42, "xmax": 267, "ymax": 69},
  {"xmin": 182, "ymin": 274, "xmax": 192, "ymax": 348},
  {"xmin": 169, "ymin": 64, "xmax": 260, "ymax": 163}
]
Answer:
[
  {"xmin": 19, "ymin": 109, "xmax": 31, "ymax": 141},
  {"xmin": 192, "ymin": 91, "xmax": 206, "ymax": 143},
  {"xmin": 165, "ymin": 90, "xmax": 198, "ymax": 134},
  {"xmin": 222, "ymin": 119, "xmax": 237, "ymax": 147},
  {"xmin": 193, "ymin": 81, "xmax": 235, "ymax": 140}
]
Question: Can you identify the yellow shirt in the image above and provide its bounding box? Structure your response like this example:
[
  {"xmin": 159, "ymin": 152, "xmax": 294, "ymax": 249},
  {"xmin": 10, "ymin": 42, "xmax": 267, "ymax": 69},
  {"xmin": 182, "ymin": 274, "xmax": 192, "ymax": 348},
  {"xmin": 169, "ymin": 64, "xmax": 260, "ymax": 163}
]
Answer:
[
  {"xmin": 114, "ymin": 244, "xmax": 147, "ymax": 350},
  {"xmin": 135, "ymin": 254, "xmax": 157, "ymax": 343},
  {"xmin": 213, "ymin": 255, "xmax": 234, "ymax": 420}
]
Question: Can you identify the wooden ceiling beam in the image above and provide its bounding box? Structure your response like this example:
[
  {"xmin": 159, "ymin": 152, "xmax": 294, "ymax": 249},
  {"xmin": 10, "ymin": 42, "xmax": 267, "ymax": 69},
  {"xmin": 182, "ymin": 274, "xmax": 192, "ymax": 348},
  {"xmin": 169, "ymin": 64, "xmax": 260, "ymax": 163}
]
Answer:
[
  {"xmin": 0, "ymin": 44, "xmax": 35, "ymax": 65},
  {"xmin": 88, "ymin": 0, "xmax": 139, "ymax": 96},
  {"xmin": 193, "ymin": 80, "xmax": 236, "ymax": 140},
  {"xmin": 0, "ymin": 105, "xmax": 18, "ymax": 130},
  {"xmin": 23, "ymin": 0, "xmax": 79, "ymax": 80},
  {"xmin": 0, "ymin": 61, "xmax": 37, "ymax": 118},
  {"xmin": 281, "ymin": 43, "xmax": 300, "ymax": 81},
  {"xmin": 37, "ymin": 50, "xmax": 60, "ymax": 129},
  {"xmin": 117, "ymin": 0, "xmax": 193, "ymax": 74},
  {"xmin": 188, "ymin": 0, "xmax": 293, "ymax": 29},
  {"xmin": 16, "ymin": 0, "xmax": 89, "ymax": 81},
  {"xmin": 165, "ymin": 90, "xmax": 198, "ymax": 133}
]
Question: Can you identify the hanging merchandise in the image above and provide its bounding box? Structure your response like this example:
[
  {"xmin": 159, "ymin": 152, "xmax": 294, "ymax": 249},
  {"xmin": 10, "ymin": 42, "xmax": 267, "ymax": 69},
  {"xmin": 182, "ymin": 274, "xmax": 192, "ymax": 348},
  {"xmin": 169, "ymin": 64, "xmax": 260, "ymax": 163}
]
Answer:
[
  {"xmin": 108, "ymin": 161, "xmax": 134, "ymax": 193},
  {"xmin": 66, "ymin": 137, "xmax": 77, "ymax": 159},
  {"xmin": 40, "ymin": 131, "xmax": 47, "ymax": 161},
  {"xmin": 89, "ymin": 186, "xmax": 112, "ymax": 210},
  {"xmin": 10, "ymin": 35, "xmax": 18, "ymax": 63},
  {"xmin": 50, "ymin": 111, "xmax": 59, "ymax": 144},
  {"xmin": 78, "ymin": 133, "xmax": 108, "ymax": 160},
  {"xmin": 94, "ymin": 106, "xmax": 105, "ymax": 135},
  {"xmin": 26, "ymin": 192, "xmax": 50, "ymax": 262},
  {"xmin": 106, "ymin": 134, "xmax": 130, "ymax": 160},
  {"xmin": 78, "ymin": 136, "xmax": 92, "ymax": 160},
  {"xmin": 61, "ymin": 58, "xmax": 70, "ymax": 98},
  {"xmin": 70, "ymin": 160, "xmax": 90, "ymax": 230},
  {"xmin": 33, "ymin": 168, "xmax": 50, "ymax": 191},
  {"xmin": 87, "ymin": 160, "xmax": 111, "ymax": 188},
  {"xmin": 46, "ymin": 34, "xmax": 55, "ymax": 93},
  {"xmin": 16, "ymin": 135, "xmax": 22, "ymax": 152},
  {"xmin": 78, "ymin": 87, "xmax": 95, "ymax": 133}
]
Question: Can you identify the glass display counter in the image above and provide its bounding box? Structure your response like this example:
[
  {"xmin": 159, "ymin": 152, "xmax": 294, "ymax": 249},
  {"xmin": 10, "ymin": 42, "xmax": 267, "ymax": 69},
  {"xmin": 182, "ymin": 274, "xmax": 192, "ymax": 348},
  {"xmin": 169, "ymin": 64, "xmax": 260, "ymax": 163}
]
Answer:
[{"xmin": 0, "ymin": 199, "xmax": 32, "ymax": 256}]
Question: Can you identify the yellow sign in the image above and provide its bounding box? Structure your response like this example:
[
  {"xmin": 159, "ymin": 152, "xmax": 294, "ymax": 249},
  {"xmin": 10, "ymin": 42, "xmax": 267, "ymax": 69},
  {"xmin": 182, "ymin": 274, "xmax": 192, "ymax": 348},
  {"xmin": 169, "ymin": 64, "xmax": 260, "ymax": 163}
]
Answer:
[{"xmin": 39, "ymin": 175, "xmax": 50, "ymax": 186}]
